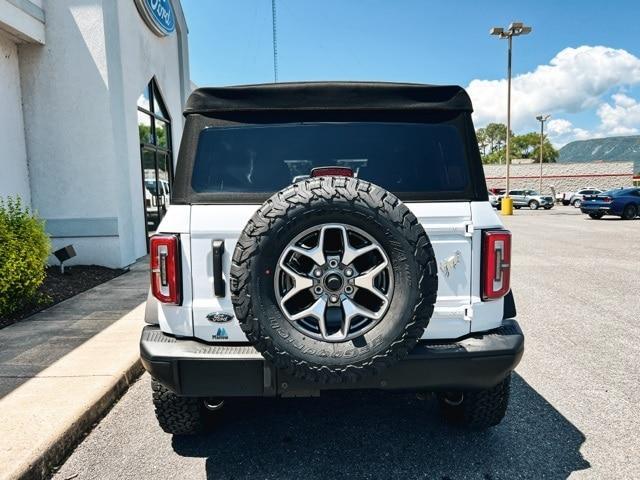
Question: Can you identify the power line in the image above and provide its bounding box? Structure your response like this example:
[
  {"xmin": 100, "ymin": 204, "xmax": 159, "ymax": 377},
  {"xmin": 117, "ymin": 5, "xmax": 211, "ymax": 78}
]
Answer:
[{"xmin": 271, "ymin": 0, "xmax": 278, "ymax": 82}]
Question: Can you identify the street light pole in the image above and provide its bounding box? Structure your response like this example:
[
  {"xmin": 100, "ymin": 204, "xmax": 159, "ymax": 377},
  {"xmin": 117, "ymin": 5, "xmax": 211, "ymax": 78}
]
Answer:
[
  {"xmin": 490, "ymin": 22, "xmax": 532, "ymax": 216},
  {"xmin": 536, "ymin": 114, "xmax": 551, "ymax": 193},
  {"xmin": 506, "ymin": 35, "xmax": 512, "ymax": 194}
]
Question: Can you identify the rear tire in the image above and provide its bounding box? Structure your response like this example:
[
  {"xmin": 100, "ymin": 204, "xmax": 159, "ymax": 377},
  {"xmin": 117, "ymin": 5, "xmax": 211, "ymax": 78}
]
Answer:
[
  {"xmin": 622, "ymin": 204, "xmax": 638, "ymax": 220},
  {"xmin": 589, "ymin": 212, "xmax": 604, "ymax": 220},
  {"xmin": 528, "ymin": 200, "xmax": 539, "ymax": 210},
  {"xmin": 151, "ymin": 379, "xmax": 209, "ymax": 435},
  {"xmin": 572, "ymin": 199, "xmax": 582, "ymax": 208},
  {"xmin": 439, "ymin": 374, "xmax": 511, "ymax": 430}
]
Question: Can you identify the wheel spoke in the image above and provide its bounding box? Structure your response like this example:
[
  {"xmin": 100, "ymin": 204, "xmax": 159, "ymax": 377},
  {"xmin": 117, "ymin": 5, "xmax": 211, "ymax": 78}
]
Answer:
[
  {"xmin": 279, "ymin": 262, "xmax": 313, "ymax": 304},
  {"xmin": 353, "ymin": 259, "xmax": 390, "ymax": 302},
  {"xmin": 289, "ymin": 296, "xmax": 329, "ymax": 337},
  {"xmin": 343, "ymin": 297, "xmax": 383, "ymax": 322},
  {"xmin": 285, "ymin": 226, "xmax": 330, "ymax": 266},
  {"xmin": 339, "ymin": 225, "xmax": 382, "ymax": 265}
]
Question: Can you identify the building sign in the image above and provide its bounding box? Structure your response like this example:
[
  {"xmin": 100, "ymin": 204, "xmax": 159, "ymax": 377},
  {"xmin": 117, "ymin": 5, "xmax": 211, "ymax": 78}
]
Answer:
[{"xmin": 134, "ymin": 0, "xmax": 175, "ymax": 37}]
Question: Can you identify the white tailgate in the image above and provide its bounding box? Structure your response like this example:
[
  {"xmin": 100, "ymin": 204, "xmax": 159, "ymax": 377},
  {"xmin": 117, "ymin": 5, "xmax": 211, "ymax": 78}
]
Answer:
[{"xmin": 190, "ymin": 202, "xmax": 474, "ymax": 342}]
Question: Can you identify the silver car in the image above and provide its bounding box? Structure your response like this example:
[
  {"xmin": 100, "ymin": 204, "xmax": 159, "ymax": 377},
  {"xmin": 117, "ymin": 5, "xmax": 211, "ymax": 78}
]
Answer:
[{"xmin": 507, "ymin": 189, "xmax": 554, "ymax": 210}]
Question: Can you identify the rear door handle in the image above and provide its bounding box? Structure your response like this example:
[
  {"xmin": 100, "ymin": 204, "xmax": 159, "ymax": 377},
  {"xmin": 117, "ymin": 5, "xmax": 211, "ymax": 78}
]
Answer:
[{"xmin": 212, "ymin": 240, "xmax": 225, "ymax": 297}]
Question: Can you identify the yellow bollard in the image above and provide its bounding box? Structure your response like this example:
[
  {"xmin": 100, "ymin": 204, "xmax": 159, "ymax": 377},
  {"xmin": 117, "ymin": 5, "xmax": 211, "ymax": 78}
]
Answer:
[{"xmin": 501, "ymin": 197, "xmax": 514, "ymax": 216}]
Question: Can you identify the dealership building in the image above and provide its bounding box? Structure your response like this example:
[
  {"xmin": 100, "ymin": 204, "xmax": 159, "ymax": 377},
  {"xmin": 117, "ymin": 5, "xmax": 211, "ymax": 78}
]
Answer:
[{"xmin": 0, "ymin": 0, "xmax": 190, "ymax": 268}]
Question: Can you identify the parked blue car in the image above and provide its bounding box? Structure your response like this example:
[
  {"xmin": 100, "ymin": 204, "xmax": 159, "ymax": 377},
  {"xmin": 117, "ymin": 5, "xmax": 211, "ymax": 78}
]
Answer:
[{"xmin": 580, "ymin": 188, "xmax": 640, "ymax": 220}]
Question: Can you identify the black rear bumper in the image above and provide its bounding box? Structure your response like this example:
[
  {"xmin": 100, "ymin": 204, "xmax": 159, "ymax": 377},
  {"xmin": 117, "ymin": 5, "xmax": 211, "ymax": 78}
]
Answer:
[{"xmin": 140, "ymin": 320, "xmax": 524, "ymax": 397}]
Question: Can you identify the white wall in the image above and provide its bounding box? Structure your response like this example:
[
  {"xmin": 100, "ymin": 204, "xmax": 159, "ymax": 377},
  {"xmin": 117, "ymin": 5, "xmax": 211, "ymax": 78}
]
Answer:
[
  {"xmin": 0, "ymin": 32, "xmax": 30, "ymax": 204},
  {"xmin": 108, "ymin": 0, "xmax": 188, "ymax": 267},
  {"xmin": 18, "ymin": 0, "xmax": 189, "ymax": 268},
  {"xmin": 484, "ymin": 161, "xmax": 634, "ymax": 193}
]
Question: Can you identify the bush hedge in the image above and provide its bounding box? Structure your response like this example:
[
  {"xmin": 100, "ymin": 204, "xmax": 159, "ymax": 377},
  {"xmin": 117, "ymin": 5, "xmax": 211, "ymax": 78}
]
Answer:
[{"xmin": 0, "ymin": 197, "xmax": 50, "ymax": 318}]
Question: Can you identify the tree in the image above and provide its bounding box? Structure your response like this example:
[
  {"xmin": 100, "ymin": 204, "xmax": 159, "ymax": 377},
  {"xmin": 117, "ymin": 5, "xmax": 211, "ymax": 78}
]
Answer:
[
  {"xmin": 484, "ymin": 123, "xmax": 508, "ymax": 153},
  {"xmin": 476, "ymin": 127, "xmax": 489, "ymax": 156},
  {"xmin": 476, "ymin": 125, "xmax": 558, "ymax": 164},
  {"xmin": 512, "ymin": 132, "xmax": 558, "ymax": 163}
]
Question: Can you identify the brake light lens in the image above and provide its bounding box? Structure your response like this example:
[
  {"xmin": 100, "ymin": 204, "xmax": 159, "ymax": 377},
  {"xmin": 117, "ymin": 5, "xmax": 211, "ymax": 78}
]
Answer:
[
  {"xmin": 310, "ymin": 166, "xmax": 354, "ymax": 178},
  {"xmin": 603, "ymin": 196, "xmax": 612, "ymax": 203},
  {"xmin": 482, "ymin": 230, "xmax": 511, "ymax": 301},
  {"xmin": 150, "ymin": 235, "xmax": 181, "ymax": 304}
]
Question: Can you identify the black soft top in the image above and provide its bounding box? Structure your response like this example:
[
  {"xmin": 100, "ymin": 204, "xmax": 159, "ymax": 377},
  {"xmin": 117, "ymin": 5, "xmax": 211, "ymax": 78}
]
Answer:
[{"xmin": 184, "ymin": 82, "xmax": 473, "ymax": 115}]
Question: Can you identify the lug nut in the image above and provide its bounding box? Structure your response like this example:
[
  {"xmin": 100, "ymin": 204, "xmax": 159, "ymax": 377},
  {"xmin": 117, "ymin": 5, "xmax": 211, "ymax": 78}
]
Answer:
[
  {"xmin": 329, "ymin": 259, "xmax": 338, "ymax": 268},
  {"xmin": 314, "ymin": 286, "xmax": 323, "ymax": 294},
  {"xmin": 330, "ymin": 295, "xmax": 339, "ymax": 303},
  {"xmin": 314, "ymin": 269, "xmax": 323, "ymax": 277},
  {"xmin": 345, "ymin": 286, "xmax": 353, "ymax": 294},
  {"xmin": 345, "ymin": 268, "xmax": 354, "ymax": 277}
]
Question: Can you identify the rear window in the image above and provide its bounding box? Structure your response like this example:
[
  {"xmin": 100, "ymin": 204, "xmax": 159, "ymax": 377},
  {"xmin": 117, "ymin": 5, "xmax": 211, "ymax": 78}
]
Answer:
[{"xmin": 191, "ymin": 122, "xmax": 470, "ymax": 196}]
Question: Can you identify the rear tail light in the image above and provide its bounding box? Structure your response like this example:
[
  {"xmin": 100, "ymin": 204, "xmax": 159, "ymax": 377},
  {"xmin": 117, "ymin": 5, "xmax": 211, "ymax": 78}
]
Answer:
[
  {"xmin": 603, "ymin": 197, "xmax": 612, "ymax": 203},
  {"xmin": 482, "ymin": 230, "xmax": 511, "ymax": 301},
  {"xmin": 310, "ymin": 166, "xmax": 354, "ymax": 178},
  {"xmin": 150, "ymin": 234, "xmax": 181, "ymax": 305}
]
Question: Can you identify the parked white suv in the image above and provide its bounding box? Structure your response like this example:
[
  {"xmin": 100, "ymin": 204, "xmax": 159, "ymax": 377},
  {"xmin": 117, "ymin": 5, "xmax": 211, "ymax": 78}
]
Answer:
[
  {"xmin": 140, "ymin": 82, "xmax": 523, "ymax": 435},
  {"xmin": 562, "ymin": 188, "xmax": 602, "ymax": 207}
]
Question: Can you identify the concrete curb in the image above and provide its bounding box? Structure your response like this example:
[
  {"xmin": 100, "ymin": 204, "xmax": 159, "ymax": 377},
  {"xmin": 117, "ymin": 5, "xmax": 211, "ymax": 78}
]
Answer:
[
  {"xmin": 23, "ymin": 361, "xmax": 144, "ymax": 480},
  {"xmin": 0, "ymin": 291, "xmax": 148, "ymax": 480}
]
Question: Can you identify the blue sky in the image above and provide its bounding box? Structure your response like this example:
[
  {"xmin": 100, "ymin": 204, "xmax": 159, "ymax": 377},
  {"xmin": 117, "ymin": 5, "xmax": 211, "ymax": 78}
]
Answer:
[{"xmin": 181, "ymin": 0, "xmax": 640, "ymax": 146}]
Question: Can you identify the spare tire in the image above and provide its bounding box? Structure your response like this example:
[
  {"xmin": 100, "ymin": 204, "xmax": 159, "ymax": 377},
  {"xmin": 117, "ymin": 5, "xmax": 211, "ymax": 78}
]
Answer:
[{"xmin": 230, "ymin": 176, "xmax": 438, "ymax": 384}]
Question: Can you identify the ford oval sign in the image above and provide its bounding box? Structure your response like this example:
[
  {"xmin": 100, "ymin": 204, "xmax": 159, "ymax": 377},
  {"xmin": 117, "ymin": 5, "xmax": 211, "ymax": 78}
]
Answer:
[{"xmin": 134, "ymin": 0, "xmax": 175, "ymax": 37}]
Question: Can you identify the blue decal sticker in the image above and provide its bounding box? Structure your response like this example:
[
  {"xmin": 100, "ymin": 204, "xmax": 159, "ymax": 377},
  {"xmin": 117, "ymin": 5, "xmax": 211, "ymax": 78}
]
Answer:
[{"xmin": 214, "ymin": 327, "xmax": 229, "ymax": 340}]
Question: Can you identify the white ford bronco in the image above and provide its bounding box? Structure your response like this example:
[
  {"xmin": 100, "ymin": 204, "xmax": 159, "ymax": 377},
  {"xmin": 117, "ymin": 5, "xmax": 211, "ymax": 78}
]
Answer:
[{"xmin": 140, "ymin": 82, "xmax": 523, "ymax": 434}]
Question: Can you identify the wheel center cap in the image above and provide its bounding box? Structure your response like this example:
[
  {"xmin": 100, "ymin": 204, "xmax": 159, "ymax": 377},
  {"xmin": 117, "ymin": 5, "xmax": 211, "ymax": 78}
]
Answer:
[{"xmin": 324, "ymin": 273, "xmax": 343, "ymax": 292}]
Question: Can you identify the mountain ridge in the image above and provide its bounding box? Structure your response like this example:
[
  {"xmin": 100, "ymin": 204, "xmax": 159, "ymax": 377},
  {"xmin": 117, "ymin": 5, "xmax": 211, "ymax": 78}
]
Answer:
[{"xmin": 558, "ymin": 136, "xmax": 640, "ymax": 173}]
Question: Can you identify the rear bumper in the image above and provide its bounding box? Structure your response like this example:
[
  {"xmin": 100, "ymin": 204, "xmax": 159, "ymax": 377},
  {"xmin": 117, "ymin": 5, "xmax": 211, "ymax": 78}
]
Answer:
[
  {"xmin": 140, "ymin": 320, "xmax": 524, "ymax": 397},
  {"xmin": 581, "ymin": 203, "xmax": 616, "ymax": 214}
]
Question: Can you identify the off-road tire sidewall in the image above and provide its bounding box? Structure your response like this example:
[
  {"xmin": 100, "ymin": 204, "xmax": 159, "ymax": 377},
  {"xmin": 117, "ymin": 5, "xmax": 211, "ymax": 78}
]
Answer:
[{"xmin": 230, "ymin": 177, "xmax": 438, "ymax": 383}]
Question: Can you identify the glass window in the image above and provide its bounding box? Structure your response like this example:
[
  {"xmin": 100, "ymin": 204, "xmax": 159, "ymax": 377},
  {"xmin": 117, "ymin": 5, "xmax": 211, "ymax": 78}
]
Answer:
[
  {"xmin": 155, "ymin": 119, "xmax": 168, "ymax": 149},
  {"xmin": 138, "ymin": 112, "xmax": 153, "ymax": 145},
  {"xmin": 153, "ymin": 84, "xmax": 169, "ymax": 120},
  {"xmin": 138, "ymin": 84, "xmax": 151, "ymax": 111},
  {"xmin": 138, "ymin": 79, "xmax": 173, "ymax": 239},
  {"xmin": 191, "ymin": 122, "xmax": 470, "ymax": 195}
]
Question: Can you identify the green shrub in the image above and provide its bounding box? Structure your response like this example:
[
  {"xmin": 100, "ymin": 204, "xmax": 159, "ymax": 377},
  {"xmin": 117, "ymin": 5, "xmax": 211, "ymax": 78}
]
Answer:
[{"xmin": 0, "ymin": 197, "xmax": 50, "ymax": 317}]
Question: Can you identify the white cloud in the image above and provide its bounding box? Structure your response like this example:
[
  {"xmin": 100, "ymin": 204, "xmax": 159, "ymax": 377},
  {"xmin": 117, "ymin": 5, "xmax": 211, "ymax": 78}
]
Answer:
[
  {"xmin": 467, "ymin": 45, "xmax": 640, "ymax": 134},
  {"xmin": 596, "ymin": 93, "xmax": 640, "ymax": 136},
  {"xmin": 546, "ymin": 94, "xmax": 640, "ymax": 147},
  {"xmin": 546, "ymin": 118, "xmax": 591, "ymax": 147}
]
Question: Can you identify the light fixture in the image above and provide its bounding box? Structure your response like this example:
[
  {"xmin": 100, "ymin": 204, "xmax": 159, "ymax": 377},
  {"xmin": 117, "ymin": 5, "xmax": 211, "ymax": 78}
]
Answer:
[{"xmin": 53, "ymin": 245, "xmax": 76, "ymax": 274}]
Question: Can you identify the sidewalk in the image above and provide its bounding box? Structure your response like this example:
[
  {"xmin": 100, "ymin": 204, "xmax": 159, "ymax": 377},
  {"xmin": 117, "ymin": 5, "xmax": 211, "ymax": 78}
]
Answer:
[{"xmin": 0, "ymin": 260, "xmax": 149, "ymax": 480}]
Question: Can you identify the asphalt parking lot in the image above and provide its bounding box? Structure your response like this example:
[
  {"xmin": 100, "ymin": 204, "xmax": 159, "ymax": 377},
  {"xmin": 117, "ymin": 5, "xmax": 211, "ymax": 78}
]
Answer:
[{"xmin": 53, "ymin": 207, "xmax": 639, "ymax": 480}]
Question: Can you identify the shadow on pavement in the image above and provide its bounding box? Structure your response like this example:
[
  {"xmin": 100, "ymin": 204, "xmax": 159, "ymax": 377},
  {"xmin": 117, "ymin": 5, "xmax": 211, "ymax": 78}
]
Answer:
[
  {"xmin": 172, "ymin": 373, "xmax": 590, "ymax": 479},
  {"xmin": 0, "ymin": 265, "xmax": 147, "ymax": 400}
]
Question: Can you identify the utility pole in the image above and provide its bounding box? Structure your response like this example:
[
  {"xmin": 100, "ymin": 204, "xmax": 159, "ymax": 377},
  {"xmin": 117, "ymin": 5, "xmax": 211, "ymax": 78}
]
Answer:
[
  {"xmin": 490, "ymin": 22, "xmax": 532, "ymax": 215},
  {"xmin": 271, "ymin": 0, "xmax": 278, "ymax": 82},
  {"xmin": 536, "ymin": 114, "xmax": 551, "ymax": 193}
]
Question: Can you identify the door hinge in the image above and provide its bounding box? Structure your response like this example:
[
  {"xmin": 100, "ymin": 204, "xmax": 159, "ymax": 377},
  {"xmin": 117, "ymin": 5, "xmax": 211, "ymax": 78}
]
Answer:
[{"xmin": 464, "ymin": 222, "xmax": 475, "ymax": 237}]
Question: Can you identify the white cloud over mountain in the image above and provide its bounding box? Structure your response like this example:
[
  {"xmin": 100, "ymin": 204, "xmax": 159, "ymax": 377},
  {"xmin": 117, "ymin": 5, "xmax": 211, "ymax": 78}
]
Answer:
[
  {"xmin": 467, "ymin": 46, "xmax": 640, "ymax": 146},
  {"xmin": 597, "ymin": 93, "xmax": 640, "ymax": 136}
]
